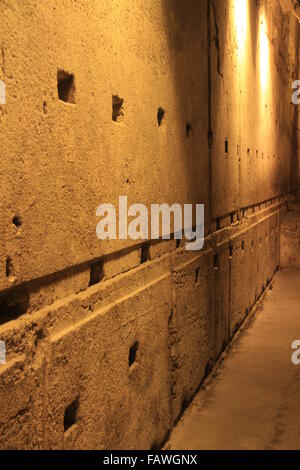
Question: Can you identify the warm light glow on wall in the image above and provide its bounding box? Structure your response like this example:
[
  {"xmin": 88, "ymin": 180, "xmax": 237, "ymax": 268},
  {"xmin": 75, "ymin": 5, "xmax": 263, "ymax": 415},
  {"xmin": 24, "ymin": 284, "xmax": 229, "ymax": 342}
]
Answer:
[
  {"xmin": 259, "ymin": 16, "xmax": 269, "ymax": 93},
  {"xmin": 234, "ymin": 0, "xmax": 248, "ymax": 53}
]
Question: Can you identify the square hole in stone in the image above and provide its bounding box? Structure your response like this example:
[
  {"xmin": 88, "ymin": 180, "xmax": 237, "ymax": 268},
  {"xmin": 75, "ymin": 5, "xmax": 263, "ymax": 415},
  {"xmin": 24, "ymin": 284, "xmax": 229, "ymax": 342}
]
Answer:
[
  {"xmin": 89, "ymin": 260, "xmax": 104, "ymax": 286},
  {"xmin": 214, "ymin": 254, "xmax": 219, "ymax": 269},
  {"xmin": 12, "ymin": 215, "xmax": 22, "ymax": 228},
  {"xmin": 57, "ymin": 69, "xmax": 75, "ymax": 104},
  {"xmin": 64, "ymin": 397, "xmax": 79, "ymax": 432},
  {"xmin": 112, "ymin": 95, "xmax": 124, "ymax": 122},
  {"xmin": 0, "ymin": 287, "xmax": 29, "ymax": 325},
  {"xmin": 140, "ymin": 242, "xmax": 150, "ymax": 264},
  {"xmin": 129, "ymin": 341, "xmax": 139, "ymax": 368},
  {"xmin": 157, "ymin": 107, "xmax": 165, "ymax": 127},
  {"xmin": 186, "ymin": 122, "xmax": 192, "ymax": 137},
  {"xmin": 225, "ymin": 138, "xmax": 229, "ymax": 155}
]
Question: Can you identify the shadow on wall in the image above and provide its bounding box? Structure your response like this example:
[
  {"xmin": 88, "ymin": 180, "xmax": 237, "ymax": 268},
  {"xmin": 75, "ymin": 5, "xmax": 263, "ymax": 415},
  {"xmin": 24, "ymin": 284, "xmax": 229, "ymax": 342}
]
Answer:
[{"xmin": 159, "ymin": 0, "xmax": 210, "ymax": 230}]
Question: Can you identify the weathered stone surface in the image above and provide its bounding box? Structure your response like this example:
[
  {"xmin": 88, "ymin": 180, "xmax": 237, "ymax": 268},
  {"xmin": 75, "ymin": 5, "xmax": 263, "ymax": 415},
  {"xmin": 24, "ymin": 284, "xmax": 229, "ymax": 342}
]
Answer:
[
  {"xmin": 0, "ymin": 0, "xmax": 299, "ymax": 450},
  {"xmin": 280, "ymin": 201, "xmax": 300, "ymax": 268}
]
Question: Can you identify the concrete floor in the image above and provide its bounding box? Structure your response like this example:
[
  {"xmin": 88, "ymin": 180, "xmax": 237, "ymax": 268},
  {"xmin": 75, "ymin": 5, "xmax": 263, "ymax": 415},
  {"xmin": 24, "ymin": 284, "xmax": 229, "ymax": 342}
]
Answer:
[{"xmin": 166, "ymin": 269, "xmax": 300, "ymax": 450}]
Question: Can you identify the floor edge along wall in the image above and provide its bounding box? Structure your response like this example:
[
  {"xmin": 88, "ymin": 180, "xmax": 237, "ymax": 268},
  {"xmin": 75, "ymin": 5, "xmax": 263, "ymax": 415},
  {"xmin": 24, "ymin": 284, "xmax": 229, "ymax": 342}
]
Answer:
[{"xmin": 0, "ymin": 191, "xmax": 293, "ymax": 449}]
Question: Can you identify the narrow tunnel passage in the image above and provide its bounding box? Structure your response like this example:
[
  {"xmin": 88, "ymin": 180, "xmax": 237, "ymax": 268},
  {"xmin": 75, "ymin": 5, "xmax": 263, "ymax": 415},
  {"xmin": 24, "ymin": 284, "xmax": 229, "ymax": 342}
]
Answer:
[
  {"xmin": 167, "ymin": 267, "xmax": 300, "ymax": 450},
  {"xmin": 167, "ymin": 200, "xmax": 300, "ymax": 450},
  {"xmin": 1, "ymin": 0, "xmax": 300, "ymax": 457}
]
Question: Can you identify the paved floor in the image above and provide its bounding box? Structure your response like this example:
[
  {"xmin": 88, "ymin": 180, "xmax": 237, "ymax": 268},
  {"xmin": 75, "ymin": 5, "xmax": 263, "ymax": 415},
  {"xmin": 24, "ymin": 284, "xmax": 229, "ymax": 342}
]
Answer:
[{"xmin": 167, "ymin": 269, "xmax": 300, "ymax": 450}]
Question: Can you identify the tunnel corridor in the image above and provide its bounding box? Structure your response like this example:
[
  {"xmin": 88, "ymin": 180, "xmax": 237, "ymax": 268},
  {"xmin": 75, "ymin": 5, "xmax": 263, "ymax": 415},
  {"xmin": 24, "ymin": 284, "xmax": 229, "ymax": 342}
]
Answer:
[
  {"xmin": 167, "ymin": 267, "xmax": 300, "ymax": 450},
  {"xmin": 166, "ymin": 200, "xmax": 300, "ymax": 450},
  {"xmin": 1, "ymin": 0, "xmax": 300, "ymax": 454}
]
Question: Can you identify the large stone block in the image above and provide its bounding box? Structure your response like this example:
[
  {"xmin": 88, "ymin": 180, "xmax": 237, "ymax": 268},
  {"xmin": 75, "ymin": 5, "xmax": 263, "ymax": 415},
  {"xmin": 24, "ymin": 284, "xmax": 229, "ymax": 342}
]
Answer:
[
  {"xmin": 170, "ymin": 249, "xmax": 213, "ymax": 422},
  {"xmin": 44, "ymin": 275, "xmax": 172, "ymax": 449},
  {"xmin": 0, "ymin": 354, "xmax": 44, "ymax": 449}
]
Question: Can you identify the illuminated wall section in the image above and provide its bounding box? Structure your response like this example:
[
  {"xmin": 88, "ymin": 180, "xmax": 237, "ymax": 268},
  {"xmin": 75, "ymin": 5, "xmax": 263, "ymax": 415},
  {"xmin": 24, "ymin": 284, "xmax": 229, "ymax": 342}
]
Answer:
[
  {"xmin": 211, "ymin": 0, "xmax": 299, "ymax": 215},
  {"xmin": 0, "ymin": 0, "xmax": 299, "ymax": 450}
]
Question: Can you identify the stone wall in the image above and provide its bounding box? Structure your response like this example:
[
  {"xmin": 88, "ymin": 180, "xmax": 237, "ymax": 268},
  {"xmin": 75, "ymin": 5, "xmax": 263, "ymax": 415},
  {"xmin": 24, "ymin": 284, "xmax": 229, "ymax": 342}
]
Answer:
[{"xmin": 0, "ymin": 0, "xmax": 299, "ymax": 449}]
